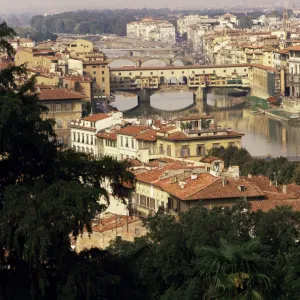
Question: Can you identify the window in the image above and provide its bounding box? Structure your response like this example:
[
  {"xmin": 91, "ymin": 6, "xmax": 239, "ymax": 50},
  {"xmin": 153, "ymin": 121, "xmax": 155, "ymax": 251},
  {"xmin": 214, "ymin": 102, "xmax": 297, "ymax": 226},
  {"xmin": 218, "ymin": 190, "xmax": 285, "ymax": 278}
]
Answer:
[
  {"xmin": 182, "ymin": 71, "xmax": 184, "ymax": 74},
  {"xmin": 120, "ymin": 136, "xmax": 123, "ymax": 147},
  {"xmin": 180, "ymin": 146, "xmax": 190, "ymax": 157},
  {"xmin": 93, "ymin": 77, "xmax": 96, "ymax": 82},
  {"xmin": 196, "ymin": 144, "xmax": 206, "ymax": 156},
  {"xmin": 56, "ymin": 119, "xmax": 62, "ymax": 128},
  {"xmin": 150, "ymin": 72, "xmax": 153, "ymax": 75},
  {"xmin": 131, "ymin": 138, "xmax": 134, "ymax": 149},
  {"xmin": 77, "ymin": 132, "xmax": 80, "ymax": 142},
  {"xmin": 102, "ymin": 78, "xmax": 104, "ymax": 83},
  {"xmin": 119, "ymin": 73, "xmax": 121, "ymax": 75},
  {"xmin": 159, "ymin": 144, "xmax": 164, "ymax": 154},
  {"xmin": 73, "ymin": 132, "xmax": 76, "ymax": 141},
  {"xmin": 140, "ymin": 72, "xmax": 143, "ymax": 75},
  {"xmin": 166, "ymin": 145, "xmax": 171, "ymax": 156},
  {"xmin": 120, "ymin": 154, "xmax": 124, "ymax": 160},
  {"xmin": 55, "ymin": 103, "xmax": 62, "ymax": 111},
  {"xmin": 86, "ymin": 134, "xmax": 89, "ymax": 144},
  {"xmin": 161, "ymin": 72, "xmax": 163, "ymax": 75},
  {"xmin": 93, "ymin": 71, "xmax": 96, "ymax": 75},
  {"xmin": 125, "ymin": 137, "xmax": 129, "ymax": 147},
  {"xmin": 129, "ymin": 72, "xmax": 132, "ymax": 75},
  {"xmin": 65, "ymin": 83, "xmax": 68, "ymax": 89},
  {"xmin": 91, "ymin": 135, "xmax": 93, "ymax": 145},
  {"xmin": 81, "ymin": 133, "xmax": 84, "ymax": 143},
  {"xmin": 92, "ymin": 66, "xmax": 97, "ymax": 68},
  {"xmin": 66, "ymin": 103, "xmax": 72, "ymax": 111},
  {"xmin": 102, "ymin": 71, "xmax": 104, "ymax": 74},
  {"xmin": 203, "ymin": 70, "xmax": 205, "ymax": 74}
]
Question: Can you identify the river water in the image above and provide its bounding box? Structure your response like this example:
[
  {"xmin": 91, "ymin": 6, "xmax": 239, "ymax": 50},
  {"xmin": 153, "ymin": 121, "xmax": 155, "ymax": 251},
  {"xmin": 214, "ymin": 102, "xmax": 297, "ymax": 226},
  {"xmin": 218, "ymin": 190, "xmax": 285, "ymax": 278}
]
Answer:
[{"xmin": 111, "ymin": 91, "xmax": 300, "ymax": 157}]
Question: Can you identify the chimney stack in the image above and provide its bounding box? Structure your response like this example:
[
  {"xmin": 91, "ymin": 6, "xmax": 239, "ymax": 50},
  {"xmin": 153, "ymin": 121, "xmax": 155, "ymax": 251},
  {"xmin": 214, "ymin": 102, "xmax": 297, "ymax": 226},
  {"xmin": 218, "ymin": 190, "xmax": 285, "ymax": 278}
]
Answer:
[{"xmin": 282, "ymin": 185, "xmax": 287, "ymax": 194}]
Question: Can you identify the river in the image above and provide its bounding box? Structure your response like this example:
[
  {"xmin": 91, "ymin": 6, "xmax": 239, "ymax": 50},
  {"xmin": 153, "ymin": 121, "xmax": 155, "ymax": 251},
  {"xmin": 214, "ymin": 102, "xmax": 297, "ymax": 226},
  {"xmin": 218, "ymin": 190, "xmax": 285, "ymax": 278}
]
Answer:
[{"xmin": 110, "ymin": 90, "xmax": 300, "ymax": 158}]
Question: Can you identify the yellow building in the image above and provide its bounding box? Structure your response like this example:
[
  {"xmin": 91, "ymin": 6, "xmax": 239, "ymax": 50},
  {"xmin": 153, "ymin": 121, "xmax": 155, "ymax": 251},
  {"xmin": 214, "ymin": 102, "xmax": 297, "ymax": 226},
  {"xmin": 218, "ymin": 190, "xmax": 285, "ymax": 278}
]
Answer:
[
  {"xmin": 15, "ymin": 48, "xmax": 58, "ymax": 71},
  {"xmin": 248, "ymin": 64, "xmax": 278, "ymax": 99},
  {"xmin": 156, "ymin": 127, "xmax": 243, "ymax": 161},
  {"xmin": 63, "ymin": 75, "xmax": 92, "ymax": 102},
  {"xmin": 38, "ymin": 88, "xmax": 83, "ymax": 146},
  {"xmin": 67, "ymin": 39, "xmax": 93, "ymax": 53},
  {"xmin": 83, "ymin": 60, "xmax": 110, "ymax": 98}
]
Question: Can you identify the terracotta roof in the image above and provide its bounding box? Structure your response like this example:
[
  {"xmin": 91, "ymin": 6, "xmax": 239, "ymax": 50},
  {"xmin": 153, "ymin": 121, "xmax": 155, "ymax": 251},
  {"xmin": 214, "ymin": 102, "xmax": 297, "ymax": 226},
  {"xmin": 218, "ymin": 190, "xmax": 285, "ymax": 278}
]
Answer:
[
  {"xmin": 64, "ymin": 75, "xmax": 92, "ymax": 82},
  {"xmin": 128, "ymin": 159, "xmax": 144, "ymax": 167},
  {"xmin": 158, "ymin": 126, "xmax": 177, "ymax": 133},
  {"xmin": 96, "ymin": 131, "xmax": 117, "ymax": 141},
  {"xmin": 117, "ymin": 125, "xmax": 149, "ymax": 136},
  {"xmin": 250, "ymin": 64, "xmax": 276, "ymax": 72},
  {"xmin": 250, "ymin": 199, "xmax": 300, "ymax": 212},
  {"xmin": 69, "ymin": 125, "xmax": 96, "ymax": 131},
  {"xmin": 38, "ymin": 89, "xmax": 84, "ymax": 101},
  {"xmin": 200, "ymin": 156, "xmax": 224, "ymax": 163},
  {"xmin": 82, "ymin": 113, "xmax": 110, "ymax": 122},
  {"xmin": 135, "ymin": 129, "xmax": 157, "ymax": 142},
  {"xmin": 245, "ymin": 176, "xmax": 278, "ymax": 193},
  {"xmin": 163, "ymin": 130, "xmax": 244, "ymax": 141},
  {"xmin": 285, "ymin": 45, "xmax": 300, "ymax": 51},
  {"xmin": 157, "ymin": 175, "xmax": 264, "ymax": 201},
  {"xmin": 165, "ymin": 131, "xmax": 188, "ymax": 140},
  {"xmin": 82, "ymin": 60, "xmax": 109, "ymax": 65},
  {"xmin": 135, "ymin": 162, "xmax": 187, "ymax": 184}
]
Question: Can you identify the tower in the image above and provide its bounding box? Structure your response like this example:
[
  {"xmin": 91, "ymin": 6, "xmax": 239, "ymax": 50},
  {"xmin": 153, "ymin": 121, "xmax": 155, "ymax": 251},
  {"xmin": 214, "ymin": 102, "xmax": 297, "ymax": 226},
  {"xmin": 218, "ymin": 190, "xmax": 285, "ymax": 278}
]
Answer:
[{"xmin": 283, "ymin": 0, "xmax": 291, "ymax": 39}]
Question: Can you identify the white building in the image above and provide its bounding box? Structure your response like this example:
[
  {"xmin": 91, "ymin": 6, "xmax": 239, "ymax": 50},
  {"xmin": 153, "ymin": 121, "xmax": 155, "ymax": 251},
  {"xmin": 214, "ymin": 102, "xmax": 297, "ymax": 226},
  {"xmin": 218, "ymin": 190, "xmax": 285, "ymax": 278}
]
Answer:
[
  {"xmin": 177, "ymin": 15, "xmax": 208, "ymax": 36},
  {"xmin": 218, "ymin": 13, "xmax": 239, "ymax": 29},
  {"xmin": 70, "ymin": 112, "xmax": 123, "ymax": 156},
  {"xmin": 126, "ymin": 18, "xmax": 176, "ymax": 44}
]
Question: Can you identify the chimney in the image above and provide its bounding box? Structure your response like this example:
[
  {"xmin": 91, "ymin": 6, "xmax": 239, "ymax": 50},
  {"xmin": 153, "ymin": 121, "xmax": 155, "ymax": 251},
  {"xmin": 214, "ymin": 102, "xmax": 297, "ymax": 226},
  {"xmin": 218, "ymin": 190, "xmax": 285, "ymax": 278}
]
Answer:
[
  {"xmin": 221, "ymin": 178, "xmax": 227, "ymax": 186},
  {"xmin": 282, "ymin": 185, "xmax": 287, "ymax": 194},
  {"xmin": 191, "ymin": 174, "xmax": 198, "ymax": 180}
]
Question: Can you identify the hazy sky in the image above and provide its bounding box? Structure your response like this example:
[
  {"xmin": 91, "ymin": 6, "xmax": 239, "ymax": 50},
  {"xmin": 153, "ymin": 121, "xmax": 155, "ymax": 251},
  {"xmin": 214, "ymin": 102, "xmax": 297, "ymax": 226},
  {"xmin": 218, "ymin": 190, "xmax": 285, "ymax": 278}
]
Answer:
[{"xmin": 2, "ymin": 0, "xmax": 283, "ymax": 13}]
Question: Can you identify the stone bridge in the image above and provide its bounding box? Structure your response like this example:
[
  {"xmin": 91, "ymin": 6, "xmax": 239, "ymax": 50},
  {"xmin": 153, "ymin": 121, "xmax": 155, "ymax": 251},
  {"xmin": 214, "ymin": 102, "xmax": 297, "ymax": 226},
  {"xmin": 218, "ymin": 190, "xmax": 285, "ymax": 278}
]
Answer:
[
  {"xmin": 107, "ymin": 56, "xmax": 195, "ymax": 68},
  {"xmin": 109, "ymin": 64, "xmax": 255, "ymax": 104}
]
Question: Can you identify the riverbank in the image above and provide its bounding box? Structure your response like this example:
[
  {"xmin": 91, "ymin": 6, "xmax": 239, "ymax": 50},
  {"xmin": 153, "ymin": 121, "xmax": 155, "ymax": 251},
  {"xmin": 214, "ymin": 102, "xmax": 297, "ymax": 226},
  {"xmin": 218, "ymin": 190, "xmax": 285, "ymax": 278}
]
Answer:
[{"xmin": 248, "ymin": 96, "xmax": 292, "ymax": 122}]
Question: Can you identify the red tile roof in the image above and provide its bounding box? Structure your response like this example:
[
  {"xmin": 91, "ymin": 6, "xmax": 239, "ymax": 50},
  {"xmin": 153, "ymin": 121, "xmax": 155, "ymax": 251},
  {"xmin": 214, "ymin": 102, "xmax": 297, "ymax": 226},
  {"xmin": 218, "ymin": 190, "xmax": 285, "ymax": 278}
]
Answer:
[
  {"xmin": 250, "ymin": 199, "xmax": 300, "ymax": 212},
  {"xmin": 157, "ymin": 126, "xmax": 178, "ymax": 133},
  {"xmin": 82, "ymin": 113, "xmax": 110, "ymax": 122},
  {"xmin": 135, "ymin": 129, "xmax": 157, "ymax": 142},
  {"xmin": 96, "ymin": 131, "xmax": 117, "ymax": 141},
  {"xmin": 157, "ymin": 175, "xmax": 264, "ymax": 201},
  {"xmin": 38, "ymin": 89, "xmax": 83, "ymax": 101},
  {"xmin": 117, "ymin": 125, "xmax": 149, "ymax": 136}
]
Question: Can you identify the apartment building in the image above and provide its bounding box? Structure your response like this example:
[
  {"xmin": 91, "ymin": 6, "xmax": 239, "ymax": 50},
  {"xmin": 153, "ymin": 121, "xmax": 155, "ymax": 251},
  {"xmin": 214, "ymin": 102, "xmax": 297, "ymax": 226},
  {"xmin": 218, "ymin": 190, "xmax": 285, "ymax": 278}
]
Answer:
[
  {"xmin": 127, "ymin": 19, "xmax": 175, "ymax": 44},
  {"xmin": 70, "ymin": 112, "xmax": 123, "ymax": 156},
  {"xmin": 82, "ymin": 60, "xmax": 110, "ymax": 99},
  {"xmin": 66, "ymin": 39, "xmax": 93, "ymax": 54},
  {"xmin": 38, "ymin": 88, "xmax": 84, "ymax": 146}
]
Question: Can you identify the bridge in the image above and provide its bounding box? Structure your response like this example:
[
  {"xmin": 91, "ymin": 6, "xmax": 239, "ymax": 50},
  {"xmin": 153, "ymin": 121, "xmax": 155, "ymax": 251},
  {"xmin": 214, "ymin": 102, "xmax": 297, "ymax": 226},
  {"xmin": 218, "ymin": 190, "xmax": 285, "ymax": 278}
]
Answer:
[
  {"xmin": 109, "ymin": 64, "xmax": 256, "ymax": 104},
  {"xmin": 107, "ymin": 56, "xmax": 195, "ymax": 67}
]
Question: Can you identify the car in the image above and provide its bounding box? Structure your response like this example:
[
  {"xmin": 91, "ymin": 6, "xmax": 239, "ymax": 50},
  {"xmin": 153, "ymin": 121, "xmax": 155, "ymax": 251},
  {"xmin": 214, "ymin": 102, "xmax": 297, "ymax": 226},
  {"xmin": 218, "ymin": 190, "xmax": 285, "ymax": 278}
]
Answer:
[{"xmin": 290, "ymin": 114, "xmax": 300, "ymax": 119}]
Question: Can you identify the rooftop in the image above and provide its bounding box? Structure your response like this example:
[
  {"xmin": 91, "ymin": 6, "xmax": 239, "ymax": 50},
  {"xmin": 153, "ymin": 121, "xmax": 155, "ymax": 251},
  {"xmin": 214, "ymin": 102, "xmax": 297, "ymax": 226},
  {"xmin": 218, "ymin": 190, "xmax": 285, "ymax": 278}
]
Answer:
[
  {"xmin": 117, "ymin": 125, "xmax": 150, "ymax": 136},
  {"xmin": 82, "ymin": 113, "xmax": 111, "ymax": 122},
  {"xmin": 38, "ymin": 89, "xmax": 84, "ymax": 101}
]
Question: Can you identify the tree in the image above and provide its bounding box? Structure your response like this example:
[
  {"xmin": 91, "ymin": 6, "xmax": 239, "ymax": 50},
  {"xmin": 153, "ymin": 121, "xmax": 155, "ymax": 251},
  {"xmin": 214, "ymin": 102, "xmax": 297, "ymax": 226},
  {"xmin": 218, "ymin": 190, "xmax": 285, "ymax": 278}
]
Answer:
[
  {"xmin": 0, "ymin": 22, "xmax": 136, "ymax": 299},
  {"xmin": 196, "ymin": 238, "xmax": 273, "ymax": 299}
]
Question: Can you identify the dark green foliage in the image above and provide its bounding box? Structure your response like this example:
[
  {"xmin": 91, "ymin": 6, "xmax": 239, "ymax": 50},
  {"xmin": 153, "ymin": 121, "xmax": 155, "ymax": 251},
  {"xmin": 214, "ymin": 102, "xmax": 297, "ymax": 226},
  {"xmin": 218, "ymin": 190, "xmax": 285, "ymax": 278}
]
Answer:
[
  {"xmin": 209, "ymin": 146, "xmax": 299, "ymax": 184},
  {"xmin": 0, "ymin": 22, "xmax": 136, "ymax": 299}
]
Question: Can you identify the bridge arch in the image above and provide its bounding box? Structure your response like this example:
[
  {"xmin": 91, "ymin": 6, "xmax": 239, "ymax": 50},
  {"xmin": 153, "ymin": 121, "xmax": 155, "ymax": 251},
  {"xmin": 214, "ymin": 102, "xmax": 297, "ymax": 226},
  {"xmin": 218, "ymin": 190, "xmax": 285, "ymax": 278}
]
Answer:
[
  {"xmin": 178, "ymin": 75, "xmax": 188, "ymax": 85},
  {"xmin": 108, "ymin": 59, "xmax": 137, "ymax": 68},
  {"xmin": 172, "ymin": 59, "xmax": 185, "ymax": 66},
  {"xmin": 141, "ymin": 58, "xmax": 168, "ymax": 67},
  {"xmin": 167, "ymin": 76, "xmax": 178, "ymax": 85}
]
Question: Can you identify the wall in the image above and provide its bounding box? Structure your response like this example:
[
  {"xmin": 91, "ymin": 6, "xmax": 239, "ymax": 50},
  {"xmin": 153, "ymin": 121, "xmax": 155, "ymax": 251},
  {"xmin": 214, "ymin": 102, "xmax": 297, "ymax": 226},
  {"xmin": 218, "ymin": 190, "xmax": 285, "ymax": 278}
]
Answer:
[{"xmin": 42, "ymin": 99, "xmax": 82, "ymax": 146}]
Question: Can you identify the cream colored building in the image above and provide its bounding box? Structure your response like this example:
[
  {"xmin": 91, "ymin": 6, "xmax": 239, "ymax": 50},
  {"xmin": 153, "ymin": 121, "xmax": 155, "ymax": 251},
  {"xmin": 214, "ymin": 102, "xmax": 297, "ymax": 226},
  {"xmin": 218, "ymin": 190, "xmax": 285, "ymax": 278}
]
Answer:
[
  {"xmin": 70, "ymin": 112, "xmax": 123, "ymax": 156},
  {"xmin": 67, "ymin": 39, "xmax": 93, "ymax": 53}
]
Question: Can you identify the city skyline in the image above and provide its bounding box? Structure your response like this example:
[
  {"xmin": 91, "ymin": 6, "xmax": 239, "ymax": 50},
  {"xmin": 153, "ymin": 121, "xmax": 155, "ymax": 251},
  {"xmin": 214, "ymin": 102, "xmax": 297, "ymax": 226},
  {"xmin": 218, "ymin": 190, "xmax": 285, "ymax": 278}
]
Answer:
[{"xmin": 1, "ymin": 0, "xmax": 298, "ymax": 14}]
